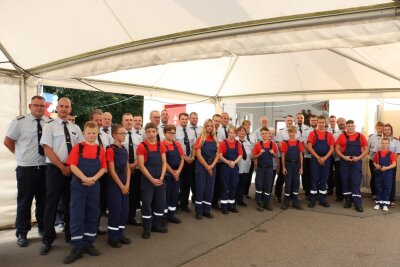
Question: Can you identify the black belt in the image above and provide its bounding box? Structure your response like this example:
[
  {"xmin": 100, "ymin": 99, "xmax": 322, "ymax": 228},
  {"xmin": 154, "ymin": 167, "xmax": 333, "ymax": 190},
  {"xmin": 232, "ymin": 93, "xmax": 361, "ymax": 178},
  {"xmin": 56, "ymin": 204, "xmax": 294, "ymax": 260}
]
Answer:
[
  {"xmin": 285, "ymin": 160, "xmax": 299, "ymax": 164},
  {"xmin": 18, "ymin": 165, "xmax": 46, "ymax": 169}
]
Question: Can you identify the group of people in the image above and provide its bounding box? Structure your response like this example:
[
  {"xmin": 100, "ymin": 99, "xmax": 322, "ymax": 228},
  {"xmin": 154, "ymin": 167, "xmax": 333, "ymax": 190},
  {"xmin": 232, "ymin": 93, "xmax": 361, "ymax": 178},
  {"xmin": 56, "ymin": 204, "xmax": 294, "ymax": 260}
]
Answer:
[{"xmin": 4, "ymin": 96, "xmax": 398, "ymax": 264}]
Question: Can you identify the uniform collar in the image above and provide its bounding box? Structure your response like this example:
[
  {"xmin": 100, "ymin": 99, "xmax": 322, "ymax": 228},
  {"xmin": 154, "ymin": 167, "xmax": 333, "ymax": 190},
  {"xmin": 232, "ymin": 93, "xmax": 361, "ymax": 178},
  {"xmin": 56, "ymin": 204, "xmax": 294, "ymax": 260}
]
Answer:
[{"xmin": 55, "ymin": 117, "xmax": 68, "ymax": 125}]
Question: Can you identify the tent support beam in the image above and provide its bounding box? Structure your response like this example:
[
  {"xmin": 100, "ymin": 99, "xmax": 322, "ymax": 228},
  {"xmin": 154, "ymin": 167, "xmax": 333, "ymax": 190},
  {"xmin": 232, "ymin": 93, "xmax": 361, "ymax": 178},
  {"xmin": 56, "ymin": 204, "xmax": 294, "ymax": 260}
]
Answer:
[
  {"xmin": 0, "ymin": 42, "xmax": 23, "ymax": 75},
  {"xmin": 19, "ymin": 75, "xmax": 26, "ymax": 115},
  {"xmin": 328, "ymin": 48, "xmax": 400, "ymax": 83},
  {"xmin": 214, "ymin": 54, "xmax": 239, "ymax": 98}
]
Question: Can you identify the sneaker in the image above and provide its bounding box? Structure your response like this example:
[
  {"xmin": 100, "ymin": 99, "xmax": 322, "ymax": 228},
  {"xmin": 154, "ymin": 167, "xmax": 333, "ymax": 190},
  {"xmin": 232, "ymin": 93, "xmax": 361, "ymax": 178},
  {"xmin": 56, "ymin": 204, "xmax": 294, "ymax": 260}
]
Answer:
[
  {"xmin": 63, "ymin": 247, "xmax": 83, "ymax": 264},
  {"xmin": 383, "ymin": 206, "xmax": 389, "ymax": 212},
  {"xmin": 373, "ymin": 204, "xmax": 380, "ymax": 210},
  {"xmin": 83, "ymin": 245, "xmax": 100, "ymax": 256},
  {"xmin": 16, "ymin": 234, "xmax": 28, "ymax": 247},
  {"xmin": 168, "ymin": 217, "xmax": 182, "ymax": 224},
  {"xmin": 120, "ymin": 237, "xmax": 131, "ymax": 245},
  {"xmin": 107, "ymin": 240, "xmax": 122, "ymax": 248}
]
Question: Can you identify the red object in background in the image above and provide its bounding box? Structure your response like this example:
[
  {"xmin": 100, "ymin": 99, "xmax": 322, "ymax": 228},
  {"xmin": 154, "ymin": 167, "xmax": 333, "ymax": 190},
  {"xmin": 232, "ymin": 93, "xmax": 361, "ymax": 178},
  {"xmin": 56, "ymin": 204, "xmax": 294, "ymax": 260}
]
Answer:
[
  {"xmin": 165, "ymin": 104, "xmax": 186, "ymax": 126},
  {"xmin": 44, "ymin": 102, "xmax": 52, "ymax": 117}
]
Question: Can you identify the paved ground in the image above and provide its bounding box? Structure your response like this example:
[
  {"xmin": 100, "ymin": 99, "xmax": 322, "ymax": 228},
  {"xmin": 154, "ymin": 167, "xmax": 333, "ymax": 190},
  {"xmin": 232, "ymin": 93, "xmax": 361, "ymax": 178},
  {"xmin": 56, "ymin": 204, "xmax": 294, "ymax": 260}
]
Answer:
[{"xmin": 1, "ymin": 191, "xmax": 400, "ymax": 267}]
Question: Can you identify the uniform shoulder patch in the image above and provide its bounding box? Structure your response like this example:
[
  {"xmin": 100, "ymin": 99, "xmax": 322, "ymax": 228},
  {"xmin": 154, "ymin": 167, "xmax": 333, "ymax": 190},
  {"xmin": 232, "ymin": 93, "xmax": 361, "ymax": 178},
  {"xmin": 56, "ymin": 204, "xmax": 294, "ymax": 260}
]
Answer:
[
  {"xmin": 16, "ymin": 115, "xmax": 25, "ymax": 120},
  {"xmin": 46, "ymin": 119, "xmax": 54, "ymax": 123},
  {"xmin": 279, "ymin": 128, "xmax": 284, "ymax": 130}
]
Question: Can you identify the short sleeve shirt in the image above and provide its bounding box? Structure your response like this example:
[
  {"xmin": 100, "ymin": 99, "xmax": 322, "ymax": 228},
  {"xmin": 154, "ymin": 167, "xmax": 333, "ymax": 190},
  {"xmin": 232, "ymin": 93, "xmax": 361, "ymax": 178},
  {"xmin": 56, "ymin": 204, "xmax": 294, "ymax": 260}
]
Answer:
[
  {"xmin": 66, "ymin": 142, "xmax": 107, "ymax": 169},
  {"xmin": 136, "ymin": 140, "xmax": 166, "ymax": 163}
]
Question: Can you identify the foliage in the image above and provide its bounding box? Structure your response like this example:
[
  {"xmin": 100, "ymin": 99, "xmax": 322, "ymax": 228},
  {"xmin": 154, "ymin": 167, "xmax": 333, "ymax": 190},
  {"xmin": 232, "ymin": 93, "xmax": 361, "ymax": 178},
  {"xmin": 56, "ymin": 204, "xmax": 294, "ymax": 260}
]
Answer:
[{"xmin": 44, "ymin": 86, "xmax": 143, "ymax": 128}]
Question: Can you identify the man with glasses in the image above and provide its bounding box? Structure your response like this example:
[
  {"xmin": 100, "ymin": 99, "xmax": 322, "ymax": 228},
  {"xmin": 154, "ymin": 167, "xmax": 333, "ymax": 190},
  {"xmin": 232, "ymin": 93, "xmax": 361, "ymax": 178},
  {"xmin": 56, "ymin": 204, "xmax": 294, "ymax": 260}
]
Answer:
[{"xmin": 4, "ymin": 96, "xmax": 52, "ymax": 247}]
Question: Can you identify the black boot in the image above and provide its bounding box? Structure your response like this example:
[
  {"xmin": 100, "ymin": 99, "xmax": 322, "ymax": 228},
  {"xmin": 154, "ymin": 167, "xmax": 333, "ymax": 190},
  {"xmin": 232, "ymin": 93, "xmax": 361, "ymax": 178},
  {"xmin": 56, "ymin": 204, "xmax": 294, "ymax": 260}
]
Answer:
[
  {"xmin": 161, "ymin": 214, "xmax": 168, "ymax": 227},
  {"xmin": 63, "ymin": 247, "xmax": 83, "ymax": 264},
  {"xmin": 281, "ymin": 196, "xmax": 290, "ymax": 210},
  {"xmin": 343, "ymin": 197, "xmax": 352, "ymax": 209}
]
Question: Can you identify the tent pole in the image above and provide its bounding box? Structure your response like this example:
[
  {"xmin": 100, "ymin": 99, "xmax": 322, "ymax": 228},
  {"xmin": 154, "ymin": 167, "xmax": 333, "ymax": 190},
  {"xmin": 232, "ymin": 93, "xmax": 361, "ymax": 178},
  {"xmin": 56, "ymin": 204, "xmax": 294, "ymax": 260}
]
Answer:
[
  {"xmin": 328, "ymin": 48, "xmax": 400, "ymax": 83},
  {"xmin": 19, "ymin": 75, "xmax": 27, "ymax": 115}
]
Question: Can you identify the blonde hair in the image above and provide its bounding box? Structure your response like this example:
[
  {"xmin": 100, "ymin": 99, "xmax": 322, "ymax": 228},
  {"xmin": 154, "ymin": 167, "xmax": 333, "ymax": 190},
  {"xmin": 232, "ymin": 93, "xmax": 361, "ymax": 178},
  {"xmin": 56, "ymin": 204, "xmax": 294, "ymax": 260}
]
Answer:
[{"xmin": 199, "ymin": 119, "xmax": 218, "ymax": 147}]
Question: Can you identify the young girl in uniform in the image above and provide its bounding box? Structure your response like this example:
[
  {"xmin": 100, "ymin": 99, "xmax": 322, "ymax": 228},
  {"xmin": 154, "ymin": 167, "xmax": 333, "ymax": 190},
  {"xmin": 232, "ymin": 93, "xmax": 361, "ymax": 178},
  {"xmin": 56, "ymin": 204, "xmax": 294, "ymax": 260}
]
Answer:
[
  {"xmin": 219, "ymin": 126, "xmax": 243, "ymax": 214},
  {"xmin": 162, "ymin": 125, "xmax": 184, "ymax": 224},
  {"xmin": 106, "ymin": 123, "xmax": 131, "ymax": 248},
  {"xmin": 194, "ymin": 119, "xmax": 219, "ymax": 220}
]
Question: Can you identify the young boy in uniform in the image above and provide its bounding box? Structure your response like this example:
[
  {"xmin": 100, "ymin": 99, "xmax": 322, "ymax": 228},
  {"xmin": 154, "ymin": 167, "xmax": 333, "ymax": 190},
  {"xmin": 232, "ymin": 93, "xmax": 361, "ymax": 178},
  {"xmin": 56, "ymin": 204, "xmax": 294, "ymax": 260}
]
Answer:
[
  {"xmin": 219, "ymin": 126, "xmax": 243, "ymax": 214},
  {"xmin": 162, "ymin": 125, "xmax": 184, "ymax": 224},
  {"xmin": 335, "ymin": 120, "xmax": 369, "ymax": 212},
  {"xmin": 306, "ymin": 115, "xmax": 335, "ymax": 208},
  {"xmin": 64, "ymin": 121, "xmax": 107, "ymax": 264},
  {"xmin": 253, "ymin": 127, "xmax": 278, "ymax": 211},
  {"xmin": 137, "ymin": 123, "xmax": 167, "ymax": 239},
  {"xmin": 280, "ymin": 126, "xmax": 304, "ymax": 210},
  {"xmin": 106, "ymin": 123, "xmax": 131, "ymax": 248},
  {"xmin": 373, "ymin": 137, "xmax": 397, "ymax": 211}
]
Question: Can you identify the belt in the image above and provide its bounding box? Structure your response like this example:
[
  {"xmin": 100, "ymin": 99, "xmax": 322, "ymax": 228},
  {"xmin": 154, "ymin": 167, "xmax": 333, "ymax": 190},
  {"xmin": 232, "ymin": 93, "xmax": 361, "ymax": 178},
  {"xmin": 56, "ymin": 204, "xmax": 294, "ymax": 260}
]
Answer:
[
  {"xmin": 285, "ymin": 160, "xmax": 299, "ymax": 164},
  {"xmin": 17, "ymin": 165, "xmax": 46, "ymax": 169}
]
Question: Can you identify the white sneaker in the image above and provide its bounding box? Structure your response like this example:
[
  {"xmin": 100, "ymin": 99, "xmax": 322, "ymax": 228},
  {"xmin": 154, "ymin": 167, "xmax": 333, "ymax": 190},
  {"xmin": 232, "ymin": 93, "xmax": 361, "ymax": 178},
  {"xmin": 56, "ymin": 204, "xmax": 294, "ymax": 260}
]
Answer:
[
  {"xmin": 373, "ymin": 205, "xmax": 380, "ymax": 210},
  {"xmin": 383, "ymin": 206, "xmax": 389, "ymax": 212}
]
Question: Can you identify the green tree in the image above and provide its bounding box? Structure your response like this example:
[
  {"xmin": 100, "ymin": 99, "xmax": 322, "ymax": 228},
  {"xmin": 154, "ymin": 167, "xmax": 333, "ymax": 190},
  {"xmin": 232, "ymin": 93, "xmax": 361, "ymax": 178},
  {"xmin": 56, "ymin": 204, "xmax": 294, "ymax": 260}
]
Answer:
[{"xmin": 44, "ymin": 86, "xmax": 143, "ymax": 128}]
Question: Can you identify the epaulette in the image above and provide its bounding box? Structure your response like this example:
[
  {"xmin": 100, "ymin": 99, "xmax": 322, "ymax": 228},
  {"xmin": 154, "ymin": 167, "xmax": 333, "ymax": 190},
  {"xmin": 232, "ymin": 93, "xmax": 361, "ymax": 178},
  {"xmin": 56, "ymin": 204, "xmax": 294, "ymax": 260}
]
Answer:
[
  {"xmin": 16, "ymin": 115, "xmax": 25, "ymax": 120},
  {"xmin": 368, "ymin": 134, "xmax": 373, "ymax": 137},
  {"xmin": 46, "ymin": 119, "xmax": 54, "ymax": 123},
  {"xmin": 279, "ymin": 128, "xmax": 284, "ymax": 130},
  {"xmin": 394, "ymin": 137, "xmax": 399, "ymax": 140}
]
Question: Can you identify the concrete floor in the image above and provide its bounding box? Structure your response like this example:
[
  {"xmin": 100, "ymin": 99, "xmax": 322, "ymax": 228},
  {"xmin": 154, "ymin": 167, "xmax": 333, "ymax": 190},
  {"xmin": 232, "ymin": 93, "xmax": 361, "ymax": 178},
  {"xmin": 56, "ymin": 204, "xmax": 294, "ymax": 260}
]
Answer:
[{"xmin": 1, "ymin": 192, "xmax": 400, "ymax": 267}]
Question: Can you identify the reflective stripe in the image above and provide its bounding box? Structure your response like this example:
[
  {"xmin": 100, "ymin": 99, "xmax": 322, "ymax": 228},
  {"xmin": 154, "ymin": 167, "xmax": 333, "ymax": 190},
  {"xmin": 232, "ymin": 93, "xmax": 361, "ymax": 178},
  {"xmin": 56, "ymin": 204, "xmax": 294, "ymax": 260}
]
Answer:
[
  {"xmin": 292, "ymin": 192, "xmax": 298, "ymax": 195},
  {"xmin": 284, "ymin": 193, "xmax": 290, "ymax": 196},
  {"xmin": 383, "ymin": 201, "xmax": 390, "ymax": 204},
  {"xmin": 310, "ymin": 190, "xmax": 318, "ymax": 194},
  {"xmin": 195, "ymin": 201, "xmax": 203, "ymax": 205},
  {"xmin": 71, "ymin": 236, "xmax": 83, "ymax": 240},
  {"xmin": 203, "ymin": 201, "xmax": 211, "ymax": 205},
  {"xmin": 319, "ymin": 190, "xmax": 327, "ymax": 194},
  {"xmin": 168, "ymin": 206, "xmax": 176, "ymax": 211},
  {"xmin": 142, "ymin": 215, "xmax": 152, "ymax": 219},
  {"xmin": 164, "ymin": 209, "xmax": 168, "ymax": 213},
  {"xmin": 220, "ymin": 200, "xmax": 228, "ymax": 204},
  {"xmin": 108, "ymin": 226, "xmax": 119, "ymax": 231},
  {"xmin": 154, "ymin": 212, "xmax": 164, "ymax": 216},
  {"xmin": 343, "ymin": 192, "xmax": 351, "ymax": 195},
  {"xmin": 84, "ymin": 232, "xmax": 97, "ymax": 237},
  {"xmin": 352, "ymin": 194, "xmax": 362, "ymax": 198},
  {"xmin": 228, "ymin": 199, "xmax": 235, "ymax": 204},
  {"xmin": 255, "ymin": 190, "xmax": 262, "ymax": 194},
  {"xmin": 119, "ymin": 226, "xmax": 125, "ymax": 229},
  {"xmin": 264, "ymin": 192, "xmax": 270, "ymax": 195}
]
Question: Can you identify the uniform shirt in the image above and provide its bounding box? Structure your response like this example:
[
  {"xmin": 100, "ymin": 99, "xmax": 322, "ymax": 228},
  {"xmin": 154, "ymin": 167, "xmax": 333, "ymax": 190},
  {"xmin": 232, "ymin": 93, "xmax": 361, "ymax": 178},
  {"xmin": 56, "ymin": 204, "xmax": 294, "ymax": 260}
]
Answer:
[
  {"xmin": 176, "ymin": 126, "xmax": 196, "ymax": 156},
  {"xmin": 219, "ymin": 139, "xmax": 243, "ymax": 156},
  {"xmin": 122, "ymin": 129, "xmax": 140, "ymax": 164},
  {"xmin": 296, "ymin": 124, "xmax": 311, "ymax": 143},
  {"xmin": 66, "ymin": 142, "xmax": 107, "ymax": 169},
  {"xmin": 136, "ymin": 140, "xmax": 166, "ymax": 163},
  {"xmin": 254, "ymin": 127, "xmax": 264, "ymax": 142},
  {"xmin": 100, "ymin": 126, "xmax": 114, "ymax": 145},
  {"xmin": 307, "ymin": 129, "xmax": 335, "ymax": 146},
  {"xmin": 40, "ymin": 117, "xmax": 84, "ymax": 164},
  {"xmin": 335, "ymin": 131, "xmax": 368, "ymax": 154},
  {"xmin": 301, "ymin": 126, "xmax": 315, "ymax": 158},
  {"xmin": 373, "ymin": 150, "xmax": 397, "ymax": 165},
  {"xmin": 194, "ymin": 135, "xmax": 216, "ymax": 150},
  {"xmin": 161, "ymin": 140, "xmax": 184, "ymax": 157},
  {"xmin": 237, "ymin": 138, "xmax": 252, "ymax": 173},
  {"xmin": 217, "ymin": 125, "xmax": 229, "ymax": 142},
  {"xmin": 6, "ymin": 113, "xmax": 51, "ymax": 166},
  {"xmin": 328, "ymin": 127, "xmax": 339, "ymax": 134},
  {"xmin": 368, "ymin": 134, "xmax": 382, "ymax": 160},
  {"xmin": 253, "ymin": 141, "xmax": 279, "ymax": 156},
  {"xmin": 189, "ymin": 125, "xmax": 202, "ymax": 139},
  {"xmin": 280, "ymin": 140, "xmax": 304, "ymax": 154},
  {"xmin": 157, "ymin": 124, "xmax": 166, "ymax": 141},
  {"xmin": 332, "ymin": 130, "xmax": 344, "ymax": 161},
  {"xmin": 133, "ymin": 128, "xmax": 144, "ymax": 143},
  {"xmin": 373, "ymin": 137, "xmax": 400, "ymax": 154},
  {"xmin": 275, "ymin": 127, "xmax": 301, "ymax": 143}
]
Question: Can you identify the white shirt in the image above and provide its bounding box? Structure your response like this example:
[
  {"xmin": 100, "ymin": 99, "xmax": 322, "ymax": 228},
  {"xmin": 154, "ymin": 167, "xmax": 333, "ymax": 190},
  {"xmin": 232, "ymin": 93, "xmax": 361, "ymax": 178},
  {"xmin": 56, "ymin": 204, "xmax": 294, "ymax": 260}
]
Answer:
[
  {"xmin": 40, "ymin": 117, "xmax": 84, "ymax": 164},
  {"xmin": 237, "ymin": 138, "xmax": 252, "ymax": 173},
  {"xmin": 217, "ymin": 125, "xmax": 229, "ymax": 142},
  {"xmin": 100, "ymin": 126, "xmax": 114, "ymax": 145},
  {"xmin": 189, "ymin": 125, "xmax": 202, "ymax": 139},
  {"xmin": 368, "ymin": 134, "xmax": 382, "ymax": 160},
  {"xmin": 176, "ymin": 125, "xmax": 196, "ymax": 156},
  {"xmin": 373, "ymin": 137, "xmax": 400, "ymax": 154},
  {"xmin": 6, "ymin": 113, "xmax": 52, "ymax": 166}
]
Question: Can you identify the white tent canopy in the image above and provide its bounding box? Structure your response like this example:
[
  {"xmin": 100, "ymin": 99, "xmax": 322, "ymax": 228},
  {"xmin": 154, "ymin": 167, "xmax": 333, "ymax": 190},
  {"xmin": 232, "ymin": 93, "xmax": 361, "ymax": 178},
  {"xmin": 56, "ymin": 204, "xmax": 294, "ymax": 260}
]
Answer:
[{"xmin": 1, "ymin": 0, "xmax": 400, "ymax": 227}]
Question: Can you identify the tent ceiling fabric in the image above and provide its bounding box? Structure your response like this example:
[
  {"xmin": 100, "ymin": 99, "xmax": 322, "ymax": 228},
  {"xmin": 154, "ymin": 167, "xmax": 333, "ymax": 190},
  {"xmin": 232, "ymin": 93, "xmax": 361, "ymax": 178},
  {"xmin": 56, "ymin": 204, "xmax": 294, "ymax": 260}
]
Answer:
[{"xmin": 0, "ymin": 1, "xmax": 399, "ymax": 102}]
